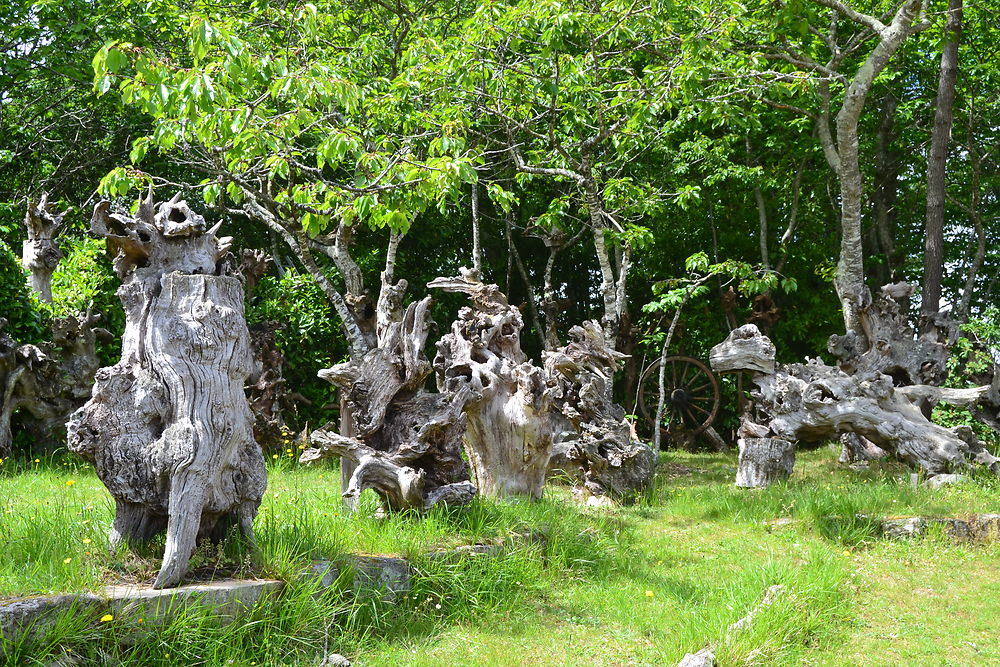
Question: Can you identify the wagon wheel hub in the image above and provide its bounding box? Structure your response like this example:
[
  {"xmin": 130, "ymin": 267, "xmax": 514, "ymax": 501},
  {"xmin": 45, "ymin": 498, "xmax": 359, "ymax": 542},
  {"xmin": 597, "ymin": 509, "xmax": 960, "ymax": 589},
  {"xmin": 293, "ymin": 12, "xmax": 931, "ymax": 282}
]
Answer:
[{"xmin": 670, "ymin": 388, "xmax": 689, "ymax": 406}]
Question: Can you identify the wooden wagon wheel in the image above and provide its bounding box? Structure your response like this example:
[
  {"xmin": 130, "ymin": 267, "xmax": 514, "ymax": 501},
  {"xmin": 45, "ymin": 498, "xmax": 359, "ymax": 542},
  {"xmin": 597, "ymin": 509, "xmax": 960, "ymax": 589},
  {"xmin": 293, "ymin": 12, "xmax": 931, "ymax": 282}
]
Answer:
[{"xmin": 638, "ymin": 355, "xmax": 721, "ymax": 438}]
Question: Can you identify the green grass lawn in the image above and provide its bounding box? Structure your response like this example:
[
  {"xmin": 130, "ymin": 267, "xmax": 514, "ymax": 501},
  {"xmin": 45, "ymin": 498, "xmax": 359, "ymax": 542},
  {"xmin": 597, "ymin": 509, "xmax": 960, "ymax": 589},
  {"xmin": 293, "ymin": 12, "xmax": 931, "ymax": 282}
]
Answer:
[{"xmin": 2, "ymin": 446, "xmax": 1000, "ymax": 665}]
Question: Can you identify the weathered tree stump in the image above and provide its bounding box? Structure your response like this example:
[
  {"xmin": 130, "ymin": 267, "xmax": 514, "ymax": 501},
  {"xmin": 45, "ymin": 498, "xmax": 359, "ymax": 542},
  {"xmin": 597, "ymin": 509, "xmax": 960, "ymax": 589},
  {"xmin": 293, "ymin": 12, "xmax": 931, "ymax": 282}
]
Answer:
[
  {"xmin": 429, "ymin": 270, "xmax": 554, "ymax": 499},
  {"xmin": 0, "ymin": 320, "xmax": 28, "ymax": 458},
  {"xmin": 67, "ymin": 191, "xmax": 265, "ymax": 589},
  {"xmin": 22, "ymin": 194, "xmax": 66, "ymax": 303},
  {"xmin": 246, "ymin": 320, "xmax": 290, "ymax": 448},
  {"xmin": 545, "ymin": 320, "xmax": 654, "ymax": 499},
  {"xmin": 300, "ymin": 288, "xmax": 475, "ymax": 512},
  {"xmin": 736, "ymin": 437, "xmax": 794, "ymax": 488},
  {"xmin": 710, "ymin": 324, "xmax": 1000, "ymax": 488}
]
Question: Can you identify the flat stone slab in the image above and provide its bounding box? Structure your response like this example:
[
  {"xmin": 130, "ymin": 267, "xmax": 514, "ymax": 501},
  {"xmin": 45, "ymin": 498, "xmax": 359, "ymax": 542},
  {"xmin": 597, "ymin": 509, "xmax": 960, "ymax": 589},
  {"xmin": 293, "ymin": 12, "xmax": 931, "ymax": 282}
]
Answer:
[
  {"xmin": 104, "ymin": 579, "xmax": 284, "ymax": 623},
  {"xmin": 1, "ymin": 594, "xmax": 105, "ymax": 646},
  {"xmin": 310, "ymin": 555, "xmax": 411, "ymax": 600},
  {"xmin": 823, "ymin": 513, "xmax": 1000, "ymax": 543},
  {"xmin": 2, "ymin": 537, "xmax": 523, "ymax": 650}
]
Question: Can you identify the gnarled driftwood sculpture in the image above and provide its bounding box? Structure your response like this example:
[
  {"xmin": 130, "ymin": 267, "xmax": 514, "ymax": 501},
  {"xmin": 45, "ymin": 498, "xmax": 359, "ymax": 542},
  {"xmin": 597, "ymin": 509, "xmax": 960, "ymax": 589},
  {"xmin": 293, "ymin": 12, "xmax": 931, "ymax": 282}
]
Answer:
[
  {"xmin": 827, "ymin": 282, "xmax": 948, "ymax": 386},
  {"xmin": 545, "ymin": 320, "xmax": 654, "ymax": 499},
  {"xmin": 710, "ymin": 324, "xmax": 1000, "ymax": 488},
  {"xmin": 0, "ymin": 309, "xmax": 109, "ymax": 457},
  {"xmin": 67, "ymin": 190, "xmax": 265, "ymax": 589},
  {"xmin": 300, "ymin": 278, "xmax": 475, "ymax": 512},
  {"xmin": 429, "ymin": 269, "xmax": 554, "ymax": 499},
  {"xmin": 22, "ymin": 194, "xmax": 66, "ymax": 303}
]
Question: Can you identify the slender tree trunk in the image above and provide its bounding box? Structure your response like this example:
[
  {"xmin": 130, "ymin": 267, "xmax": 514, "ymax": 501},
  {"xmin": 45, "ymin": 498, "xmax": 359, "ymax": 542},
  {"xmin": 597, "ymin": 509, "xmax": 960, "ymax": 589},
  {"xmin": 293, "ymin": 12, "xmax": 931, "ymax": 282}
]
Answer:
[
  {"xmin": 754, "ymin": 186, "xmax": 771, "ymax": 270},
  {"xmin": 871, "ymin": 91, "xmax": 901, "ymax": 287},
  {"xmin": 922, "ymin": 0, "xmax": 963, "ymax": 329},
  {"xmin": 585, "ymin": 182, "xmax": 625, "ymax": 350},
  {"xmin": 471, "ymin": 180, "xmax": 482, "ymax": 274},
  {"xmin": 954, "ymin": 101, "xmax": 985, "ymax": 324}
]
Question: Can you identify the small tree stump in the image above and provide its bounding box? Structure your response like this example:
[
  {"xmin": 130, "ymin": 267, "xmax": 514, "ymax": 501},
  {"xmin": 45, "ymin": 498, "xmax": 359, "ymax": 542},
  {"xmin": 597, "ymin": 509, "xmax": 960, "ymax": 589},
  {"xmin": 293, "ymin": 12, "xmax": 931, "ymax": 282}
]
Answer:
[
  {"xmin": 68, "ymin": 191, "xmax": 265, "ymax": 589},
  {"xmin": 736, "ymin": 437, "xmax": 794, "ymax": 488},
  {"xmin": 0, "ymin": 309, "xmax": 109, "ymax": 457}
]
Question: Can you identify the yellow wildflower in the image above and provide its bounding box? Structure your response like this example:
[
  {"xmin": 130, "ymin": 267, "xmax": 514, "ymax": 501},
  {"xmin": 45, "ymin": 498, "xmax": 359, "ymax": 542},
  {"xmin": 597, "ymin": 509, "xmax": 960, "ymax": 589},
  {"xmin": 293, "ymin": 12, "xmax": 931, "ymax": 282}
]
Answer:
[
  {"xmin": 644, "ymin": 590, "xmax": 654, "ymax": 598},
  {"xmin": 82, "ymin": 538, "xmax": 92, "ymax": 544},
  {"xmin": 63, "ymin": 557, "xmax": 72, "ymax": 564},
  {"xmin": 66, "ymin": 480, "xmax": 76, "ymax": 487},
  {"xmin": 100, "ymin": 614, "xmax": 114, "ymax": 622}
]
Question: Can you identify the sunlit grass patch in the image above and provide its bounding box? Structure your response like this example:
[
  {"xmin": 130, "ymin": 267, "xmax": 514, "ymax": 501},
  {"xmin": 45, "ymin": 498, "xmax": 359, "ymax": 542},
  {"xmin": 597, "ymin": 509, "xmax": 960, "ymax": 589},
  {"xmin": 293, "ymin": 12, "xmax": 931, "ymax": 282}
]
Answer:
[{"xmin": 4, "ymin": 445, "xmax": 1000, "ymax": 665}]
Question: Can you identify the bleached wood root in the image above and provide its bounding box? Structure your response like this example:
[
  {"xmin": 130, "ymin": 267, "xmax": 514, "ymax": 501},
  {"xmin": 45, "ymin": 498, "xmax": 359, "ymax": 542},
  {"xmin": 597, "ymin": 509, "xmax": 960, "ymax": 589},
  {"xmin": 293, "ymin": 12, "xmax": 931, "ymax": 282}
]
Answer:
[
  {"xmin": 711, "ymin": 325, "xmax": 1000, "ymax": 487},
  {"xmin": 545, "ymin": 321, "xmax": 654, "ymax": 498},
  {"xmin": 304, "ymin": 292, "xmax": 474, "ymax": 511},
  {"xmin": 827, "ymin": 282, "xmax": 948, "ymax": 385},
  {"xmin": 68, "ymin": 191, "xmax": 265, "ymax": 589},
  {"xmin": 430, "ymin": 270, "xmax": 555, "ymax": 499}
]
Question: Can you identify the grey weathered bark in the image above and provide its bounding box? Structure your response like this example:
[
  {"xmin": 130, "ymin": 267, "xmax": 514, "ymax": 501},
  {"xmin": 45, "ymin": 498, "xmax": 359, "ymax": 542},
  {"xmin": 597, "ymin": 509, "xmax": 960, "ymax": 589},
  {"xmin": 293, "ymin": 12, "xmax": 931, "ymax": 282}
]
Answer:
[
  {"xmin": 430, "ymin": 270, "xmax": 554, "ymax": 498},
  {"xmin": 736, "ymin": 437, "xmax": 794, "ymax": 488},
  {"xmin": 827, "ymin": 282, "xmax": 949, "ymax": 386},
  {"xmin": 921, "ymin": 0, "xmax": 963, "ymax": 330},
  {"xmin": 246, "ymin": 320, "xmax": 290, "ymax": 448},
  {"xmin": 546, "ymin": 321, "xmax": 655, "ymax": 499},
  {"xmin": 68, "ymin": 191, "xmax": 266, "ymax": 589},
  {"xmin": 0, "ymin": 308, "xmax": 109, "ymax": 457},
  {"xmin": 299, "ymin": 293, "xmax": 475, "ymax": 512},
  {"xmin": 21, "ymin": 194, "xmax": 66, "ymax": 303},
  {"xmin": 710, "ymin": 324, "xmax": 1000, "ymax": 488}
]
